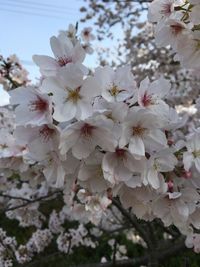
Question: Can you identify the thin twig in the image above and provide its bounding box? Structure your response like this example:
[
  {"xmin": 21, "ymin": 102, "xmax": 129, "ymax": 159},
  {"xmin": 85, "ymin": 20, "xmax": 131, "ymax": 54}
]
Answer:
[
  {"xmin": 112, "ymin": 198, "xmax": 153, "ymax": 249},
  {"xmin": 0, "ymin": 190, "xmax": 63, "ymax": 214},
  {"xmin": 70, "ymin": 238, "xmax": 185, "ymax": 267}
]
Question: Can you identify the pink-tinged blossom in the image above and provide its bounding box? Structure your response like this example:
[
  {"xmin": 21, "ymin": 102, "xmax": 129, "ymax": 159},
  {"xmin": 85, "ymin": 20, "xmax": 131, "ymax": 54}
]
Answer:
[
  {"xmin": 102, "ymin": 147, "xmax": 146, "ymax": 186},
  {"xmin": 118, "ymin": 186, "xmax": 156, "ymax": 220},
  {"xmin": 9, "ymin": 86, "xmax": 52, "ymax": 126},
  {"xmin": 190, "ymin": 4, "xmax": 200, "ymax": 24},
  {"xmin": 41, "ymin": 64, "xmax": 101, "ymax": 122},
  {"xmin": 154, "ymin": 19, "xmax": 191, "ymax": 49},
  {"xmin": 78, "ymin": 151, "xmax": 109, "ymax": 193},
  {"xmin": 42, "ymin": 151, "xmax": 67, "ymax": 188},
  {"xmin": 13, "ymin": 125, "xmax": 59, "ymax": 162},
  {"xmin": 183, "ymin": 133, "xmax": 200, "ymax": 173},
  {"xmin": 33, "ymin": 36, "xmax": 86, "ymax": 77},
  {"xmin": 94, "ymin": 98, "xmax": 129, "ymax": 123},
  {"xmin": 148, "ymin": 0, "xmax": 176, "ymax": 22},
  {"xmin": 93, "ymin": 99, "xmax": 129, "ymax": 140},
  {"xmin": 0, "ymin": 128, "xmax": 27, "ymax": 159},
  {"xmin": 149, "ymin": 0, "xmax": 200, "ymax": 72},
  {"xmin": 119, "ymin": 108, "xmax": 168, "ymax": 158},
  {"xmin": 161, "ymin": 106, "xmax": 188, "ymax": 130},
  {"xmin": 81, "ymin": 27, "xmax": 95, "ymax": 43},
  {"xmin": 77, "ymin": 189, "xmax": 112, "ymax": 225},
  {"xmin": 94, "ymin": 65, "xmax": 137, "ymax": 102},
  {"xmin": 58, "ymin": 24, "xmax": 77, "ymax": 42},
  {"xmin": 143, "ymin": 148, "xmax": 177, "ymax": 189},
  {"xmin": 153, "ymin": 187, "xmax": 199, "ymax": 227},
  {"xmin": 138, "ymin": 76, "xmax": 170, "ymax": 113},
  {"xmin": 2, "ymin": 20, "xmax": 200, "ymax": 256},
  {"xmin": 185, "ymin": 232, "xmax": 200, "ymax": 253},
  {"xmin": 175, "ymin": 32, "xmax": 200, "ymax": 69},
  {"xmin": 59, "ymin": 115, "xmax": 117, "ymax": 159}
]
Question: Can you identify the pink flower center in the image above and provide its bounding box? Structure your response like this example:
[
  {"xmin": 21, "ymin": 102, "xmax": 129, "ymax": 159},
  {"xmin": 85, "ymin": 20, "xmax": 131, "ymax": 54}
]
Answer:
[
  {"xmin": 84, "ymin": 30, "xmax": 90, "ymax": 37},
  {"xmin": 115, "ymin": 148, "xmax": 126, "ymax": 158},
  {"xmin": 29, "ymin": 96, "xmax": 48, "ymax": 113},
  {"xmin": 132, "ymin": 125, "xmax": 146, "ymax": 136},
  {"xmin": 160, "ymin": 3, "xmax": 173, "ymax": 16},
  {"xmin": 183, "ymin": 170, "xmax": 192, "ymax": 179},
  {"xmin": 39, "ymin": 125, "xmax": 55, "ymax": 141},
  {"xmin": 80, "ymin": 123, "xmax": 96, "ymax": 137},
  {"xmin": 57, "ymin": 56, "xmax": 72, "ymax": 67},
  {"xmin": 167, "ymin": 180, "xmax": 174, "ymax": 193},
  {"xmin": 141, "ymin": 92, "xmax": 152, "ymax": 107},
  {"xmin": 170, "ymin": 23, "xmax": 184, "ymax": 36}
]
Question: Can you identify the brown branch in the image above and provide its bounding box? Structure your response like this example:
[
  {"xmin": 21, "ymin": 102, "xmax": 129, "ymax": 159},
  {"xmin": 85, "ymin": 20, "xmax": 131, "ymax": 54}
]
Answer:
[
  {"xmin": 0, "ymin": 193, "xmax": 32, "ymax": 202},
  {"xmin": 70, "ymin": 238, "xmax": 185, "ymax": 267},
  {"xmin": 112, "ymin": 198, "xmax": 153, "ymax": 249},
  {"xmin": 112, "ymin": 239, "xmax": 117, "ymax": 265},
  {"xmin": 0, "ymin": 190, "xmax": 63, "ymax": 214},
  {"xmin": 98, "ymin": 225, "xmax": 130, "ymax": 234}
]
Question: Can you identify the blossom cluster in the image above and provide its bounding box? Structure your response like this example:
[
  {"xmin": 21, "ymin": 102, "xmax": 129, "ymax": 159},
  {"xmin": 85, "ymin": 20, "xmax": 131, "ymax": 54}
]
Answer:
[
  {"xmin": 0, "ymin": 54, "xmax": 29, "ymax": 90},
  {"xmin": 148, "ymin": 0, "xmax": 200, "ymax": 69},
  {"xmin": 1, "ymin": 15, "xmax": 200, "ymax": 263},
  {"xmin": 0, "ymin": 228, "xmax": 17, "ymax": 267},
  {"xmin": 0, "ymin": 202, "xmax": 129, "ymax": 266}
]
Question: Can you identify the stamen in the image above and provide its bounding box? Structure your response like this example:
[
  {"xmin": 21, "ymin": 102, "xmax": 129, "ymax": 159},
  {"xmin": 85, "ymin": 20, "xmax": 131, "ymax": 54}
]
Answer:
[
  {"xmin": 115, "ymin": 148, "xmax": 126, "ymax": 158},
  {"xmin": 160, "ymin": 3, "xmax": 172, "ymax": 16},
  {"xmin": 167, "ymin": 180, "xmax": 174, "ymax": 193},
  {"xmin": 67, "ymin": 87, "xmax": 82, "ymax": 103},
  {"xmin": 170, "ymin": 23, "xmax": 184, "ymax": 36},
  {"xmin": 141, "ymin": 92, "xmax": 153, "ymax": 107},
  {"xmin": 109, "ymin": 85, "xmax": 119, "ymax": 97},
  {"xmin": 80, "ymin": 123, "xmax": 96, "ymax": 137},
  {"xmin": 29, "ymin": 96, "xmax": 48, "ymax": 113},
  {"xmin": 39, "ymin": 125, "xmax": 55, "ymax": 141},
  {"xmin": 192, "ymin": 150, "xmax": 200, "ymax": 158},
  {"xmin": 83, "ymin": 30, "xmax": 90, "ymax": 37},
  {"xmin": 132, "ymin": 125, "xmax": 146, "ymax": 136},
  {"xmin": 195, "ymin": 39, "xmax": 200, "ymax": 51},
  {"xmin": 57, "ymin": 56, "xmax": 72, "ymax": 67}
]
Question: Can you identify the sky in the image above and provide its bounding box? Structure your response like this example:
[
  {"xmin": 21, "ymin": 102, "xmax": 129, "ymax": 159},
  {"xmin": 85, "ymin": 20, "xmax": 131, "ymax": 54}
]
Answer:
[
  {"xmin": 0, "ymin": 0, "xmax": 97, "ymax": 81},
  {"xmin": 0, "ymin": 0, "xmax": 134, "ymax": 105}
]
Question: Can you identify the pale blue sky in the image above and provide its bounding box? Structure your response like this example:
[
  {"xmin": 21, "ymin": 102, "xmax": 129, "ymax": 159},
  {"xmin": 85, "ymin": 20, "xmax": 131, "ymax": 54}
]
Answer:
[
  {"xmin": 0, "ymin": 0, "xmax": 135, "ymax": 81},
  {"xmin": 0, "ymin": 0, "xmax": 100, "ymax": 81},
  {"xmin": 0, "ymin": 0, "xmax": 126, "ymax": 104},
  {"xmin": 0, "ymin": 0, "xmax": 146, "ymax": 104}
]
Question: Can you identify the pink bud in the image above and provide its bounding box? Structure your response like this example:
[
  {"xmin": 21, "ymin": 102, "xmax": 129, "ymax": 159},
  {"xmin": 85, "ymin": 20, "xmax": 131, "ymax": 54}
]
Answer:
[
  {"xmin": 167, "ymin": 180, "xmax": 174, "ymax": 193},
  {"xmin": 183, "ymin": 170, "xmax": 192, "ymax": 179}
]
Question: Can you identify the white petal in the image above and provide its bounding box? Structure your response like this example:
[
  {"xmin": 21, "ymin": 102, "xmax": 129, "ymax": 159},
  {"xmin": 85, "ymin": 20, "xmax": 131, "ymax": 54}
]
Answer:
[
  {"xmin": 41, "ymin": 77, "xmax": 63, "ymax": 95},
  {"xmin": 53, "ymin": 101, "xmax": 77, "ymax": 122},
  {"xmin": 72, "ymin": 137, "xmax": 95, "ymax": 159},
  {"xmin": 32, "ymin": 55, "xmax": 58, "ymax": 76},
  {"xmin": 81, "ymin": 76, "xmax": 102, "ymax": 99},
  {"xmin": 124, "ymin": 175, "xmax": 142, "ymax": 188},
  {"xmin": 72, "ymin": 42, "xmax": 86, "ymax": 63},
  {"xmin": 176, "ymin": 200, "xmax": 189, "ymax": 219},
  {"xmin": 115, "ymin": 163, "xmax": 133, "ymax": 182},
  {"xmin": 93, "ymin": 128, "xmax": 116, "ymax": 152},
  {"xmin": 119, "ymin": 125, "xmax": 132, "ymax": 148},
  {"xmin": 76, "ymin": 100, "xmax": 93, "ymax": 120},
  {"xmin": 183, "ymin": 152, "xmax": 193, "ymax": 171},
  {"xmin": 146, "ymin": 168, "xmax": 160, "ymax": 189},
  {"xmin": 129, "ymin": 136, "xmax": 145, "ymax": 157},
  {"xmin": 57, "ymin": 64, "xmax": 83, "ymax": 89},
  {"xmin": 50, "ymin": 36, "xmax": 64, "ymax": 58},
  {"xmin": 9, "ymin": 86, "xmax": 34, "ymax": 104},
  {"xmin": 194, "ymin": 157, "xmax": 200, "ymax": 172},
  {"xmin": 60, "ymin": 130, "xmax": 79, "ymax": 155}
]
